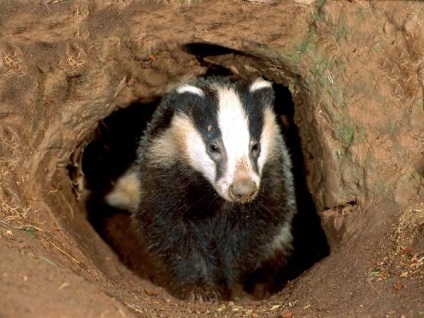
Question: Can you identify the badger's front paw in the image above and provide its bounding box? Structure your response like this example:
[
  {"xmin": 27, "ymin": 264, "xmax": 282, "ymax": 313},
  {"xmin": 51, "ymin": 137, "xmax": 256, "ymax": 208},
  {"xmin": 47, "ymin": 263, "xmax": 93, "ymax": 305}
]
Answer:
[
  {"xmin": 188, "ymin": 287, "xmax": 220, "ymax": 302},
  {"xmin": 171, "ymin": 284, "xmax": 225, "ymax": 302}
]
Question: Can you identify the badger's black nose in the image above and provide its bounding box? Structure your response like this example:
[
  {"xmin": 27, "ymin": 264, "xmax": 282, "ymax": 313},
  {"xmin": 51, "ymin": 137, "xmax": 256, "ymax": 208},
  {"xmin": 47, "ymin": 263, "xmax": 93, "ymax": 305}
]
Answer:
[{"xmin": 229, "ymin": 180, "xmax": 258, "ymax": 203}]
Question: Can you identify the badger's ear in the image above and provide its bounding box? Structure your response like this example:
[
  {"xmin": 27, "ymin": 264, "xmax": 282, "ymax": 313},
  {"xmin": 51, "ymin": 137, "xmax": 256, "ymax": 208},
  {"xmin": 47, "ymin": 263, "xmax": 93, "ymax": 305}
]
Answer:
[
  {"xmin": 249, "ymin": 78, "xmax": 272, "ymax": 92},
  {"xmin": 249, "ymin": 78, "xmax": 275, "ymax": 106},
  {"xmin": 176, "ymin": 84, "xmax": 205, "ymax": 97},
  {"xmin": 170, "ymin": 84, "xmax": 205, "ymax": 112}
]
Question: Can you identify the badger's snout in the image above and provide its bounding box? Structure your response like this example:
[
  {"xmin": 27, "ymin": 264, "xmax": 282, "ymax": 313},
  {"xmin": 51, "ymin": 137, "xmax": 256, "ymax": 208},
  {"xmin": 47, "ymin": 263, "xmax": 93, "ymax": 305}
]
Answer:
[{"xmin": 229, "ymin": 179, "xmax": 258, "ymax": 203}]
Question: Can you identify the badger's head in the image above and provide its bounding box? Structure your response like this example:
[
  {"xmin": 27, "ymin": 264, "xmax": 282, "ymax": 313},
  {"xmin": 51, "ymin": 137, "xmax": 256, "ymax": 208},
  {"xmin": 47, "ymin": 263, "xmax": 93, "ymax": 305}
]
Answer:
[{"xmin": 148, "ymin": 77, "xmax": 280, "ymax": 204}]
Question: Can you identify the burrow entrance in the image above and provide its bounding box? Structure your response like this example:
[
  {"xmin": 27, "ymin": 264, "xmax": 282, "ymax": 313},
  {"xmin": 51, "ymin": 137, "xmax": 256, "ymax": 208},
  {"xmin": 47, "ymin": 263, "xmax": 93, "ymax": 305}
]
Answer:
[{"xmin": 67, "ymin": 43, "xmax": 330, "ymax": 300}]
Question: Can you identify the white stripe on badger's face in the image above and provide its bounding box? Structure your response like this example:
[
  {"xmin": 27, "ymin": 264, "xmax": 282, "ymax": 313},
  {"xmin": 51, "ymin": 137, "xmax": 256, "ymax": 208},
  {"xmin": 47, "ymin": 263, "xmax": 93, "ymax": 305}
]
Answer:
[{"xmin": 215, "ymin": 87, "xmax": 260, "ymax": 202}]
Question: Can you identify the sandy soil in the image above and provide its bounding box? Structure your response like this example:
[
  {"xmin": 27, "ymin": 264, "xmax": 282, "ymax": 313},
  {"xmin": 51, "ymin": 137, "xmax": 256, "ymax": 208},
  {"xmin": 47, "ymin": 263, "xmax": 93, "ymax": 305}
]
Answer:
[{"xmin": 0, "ymin": 0, "xmax": 423, "ymax": 317}]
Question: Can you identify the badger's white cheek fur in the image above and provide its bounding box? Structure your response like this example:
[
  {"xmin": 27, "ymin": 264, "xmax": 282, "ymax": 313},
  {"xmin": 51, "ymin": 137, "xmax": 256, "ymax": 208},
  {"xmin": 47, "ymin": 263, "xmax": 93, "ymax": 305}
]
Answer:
[
  {"xmin": 258, "ymin": 108, "xmax": 278, "ymax": 173},
  {"xmin": 176, "ymin": 116, "xmax": 217, "ymax": 185},
  {"xmin": 186, "ymin": 136, "xmax": 216, "ymax": 183}
]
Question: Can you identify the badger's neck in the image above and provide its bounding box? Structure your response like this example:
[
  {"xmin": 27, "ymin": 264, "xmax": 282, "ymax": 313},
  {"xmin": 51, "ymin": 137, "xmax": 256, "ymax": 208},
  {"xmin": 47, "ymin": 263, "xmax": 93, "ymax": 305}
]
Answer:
[{"xmin": 145, "ymin": 157, "xmax": 287, "ymax": 223}]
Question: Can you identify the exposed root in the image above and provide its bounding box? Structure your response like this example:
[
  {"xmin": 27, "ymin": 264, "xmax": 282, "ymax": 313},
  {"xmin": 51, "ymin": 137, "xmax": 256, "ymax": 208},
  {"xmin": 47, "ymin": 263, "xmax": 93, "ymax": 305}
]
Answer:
[{"xmin": 1, "ymin": 47, "xmax": 28, "ymax": 78}]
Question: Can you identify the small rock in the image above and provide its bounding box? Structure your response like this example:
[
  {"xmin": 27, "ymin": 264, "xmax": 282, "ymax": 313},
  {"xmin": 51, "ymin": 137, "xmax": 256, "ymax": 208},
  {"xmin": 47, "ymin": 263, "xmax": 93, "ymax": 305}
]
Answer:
[
  {"xmin": 393, "ymin": 281, "xmax": 405, "ymax": 291},
  {"xmin": 280, "ymin": 311, "xmax": 294, "ymax": 318}
]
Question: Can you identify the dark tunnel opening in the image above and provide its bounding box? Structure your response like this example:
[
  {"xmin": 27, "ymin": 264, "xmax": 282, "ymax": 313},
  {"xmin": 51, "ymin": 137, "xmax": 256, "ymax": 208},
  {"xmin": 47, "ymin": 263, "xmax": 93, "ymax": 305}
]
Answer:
[
  {"xmin": 78, "ymin": 72, "xmax": 329, "ymax": 300},
  {"xmin": 81, "ymin": 100, "xmax": 157, "ymax": 237},
  {"xmin": 272, "ymin": 83, "xmax": 330, "ymax": 281}
]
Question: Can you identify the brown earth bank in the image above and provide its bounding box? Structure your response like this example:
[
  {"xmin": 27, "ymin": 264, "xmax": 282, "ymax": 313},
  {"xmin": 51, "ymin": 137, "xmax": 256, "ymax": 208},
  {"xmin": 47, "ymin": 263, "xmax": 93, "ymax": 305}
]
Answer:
[{"xmin": 0, "ymin": 0, "xmax": 423, "ymax": 317}]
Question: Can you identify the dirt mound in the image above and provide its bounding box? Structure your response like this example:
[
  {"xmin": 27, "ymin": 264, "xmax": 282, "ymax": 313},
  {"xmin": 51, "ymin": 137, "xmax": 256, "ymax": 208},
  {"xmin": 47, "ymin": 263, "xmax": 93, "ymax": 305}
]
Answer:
[{"xmin": 1, "ymin": 1, "xmax": 423, "ymax": 317}]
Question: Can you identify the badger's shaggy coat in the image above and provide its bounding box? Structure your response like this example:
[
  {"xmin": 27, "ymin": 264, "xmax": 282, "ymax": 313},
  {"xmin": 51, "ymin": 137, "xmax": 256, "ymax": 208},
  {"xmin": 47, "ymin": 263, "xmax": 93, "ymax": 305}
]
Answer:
[{"xmin": 128, "ymin": 77, "xmax": 296, "ymax": 300}]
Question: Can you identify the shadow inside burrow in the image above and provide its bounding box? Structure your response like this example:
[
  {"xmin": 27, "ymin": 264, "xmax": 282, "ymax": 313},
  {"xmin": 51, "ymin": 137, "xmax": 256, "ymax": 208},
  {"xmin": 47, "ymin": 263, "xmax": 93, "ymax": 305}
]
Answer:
[
  {"xmin": 80, "ymin": 99, "xmax": 174, "ymax": 285},
  {"xmin": 272, "ymin": 83, "xmax": 330, "ymax": 282},
  {"xmin": 79, "ymin": 70, "xmax": 330, "ymax": 300}
]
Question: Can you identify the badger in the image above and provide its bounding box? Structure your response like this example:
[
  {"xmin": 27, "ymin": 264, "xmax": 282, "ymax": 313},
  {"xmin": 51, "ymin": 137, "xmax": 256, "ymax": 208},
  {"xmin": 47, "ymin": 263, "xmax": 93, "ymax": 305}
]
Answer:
[{"xmin": 106, "ymin": 77, "xmax": 297, "ymax": 300}]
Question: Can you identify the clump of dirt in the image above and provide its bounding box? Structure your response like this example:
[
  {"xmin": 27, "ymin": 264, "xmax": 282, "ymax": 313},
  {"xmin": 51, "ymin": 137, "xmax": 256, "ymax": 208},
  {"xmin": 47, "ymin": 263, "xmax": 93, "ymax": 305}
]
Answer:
[
  {"xmin": 370, "ymin": 203, "xmax": 424, "ymax": 282},
  {"xmin": 0, "ymin": 1, "xmax": 423, "ymax": 317}
]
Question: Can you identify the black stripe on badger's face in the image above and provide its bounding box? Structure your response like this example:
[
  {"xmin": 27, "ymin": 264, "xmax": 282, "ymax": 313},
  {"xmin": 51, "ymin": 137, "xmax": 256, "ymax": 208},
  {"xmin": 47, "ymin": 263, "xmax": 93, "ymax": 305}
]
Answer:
[
  {"xmin": 175, "ymin": 84, "xmax": 227, "ymax": 181},
  {"xmin": 174, "ymin": 78, "xmax": 278, "ymax": 203}
]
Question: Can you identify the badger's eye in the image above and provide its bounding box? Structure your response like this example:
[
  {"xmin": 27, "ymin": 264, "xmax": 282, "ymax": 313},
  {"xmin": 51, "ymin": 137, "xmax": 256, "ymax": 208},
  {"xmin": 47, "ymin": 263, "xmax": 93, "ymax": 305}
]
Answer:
[
  {"xmin": 209, "ymin": 143, "xmax": 221, "ymax": 154},
  {"xmin": 251, "ymin": 141, "xmax": 260, "ymax": 157},
  {"xmin": 208, "ymin": 143, "xmax": 222, "ymax": 161}
]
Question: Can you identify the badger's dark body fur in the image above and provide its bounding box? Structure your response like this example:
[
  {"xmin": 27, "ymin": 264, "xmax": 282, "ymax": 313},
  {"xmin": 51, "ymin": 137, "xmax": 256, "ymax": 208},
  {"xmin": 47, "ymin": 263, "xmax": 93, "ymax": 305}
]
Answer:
[{"xmin": 131, "ymin": 77, "xmax": 296, "ymax": 300}]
